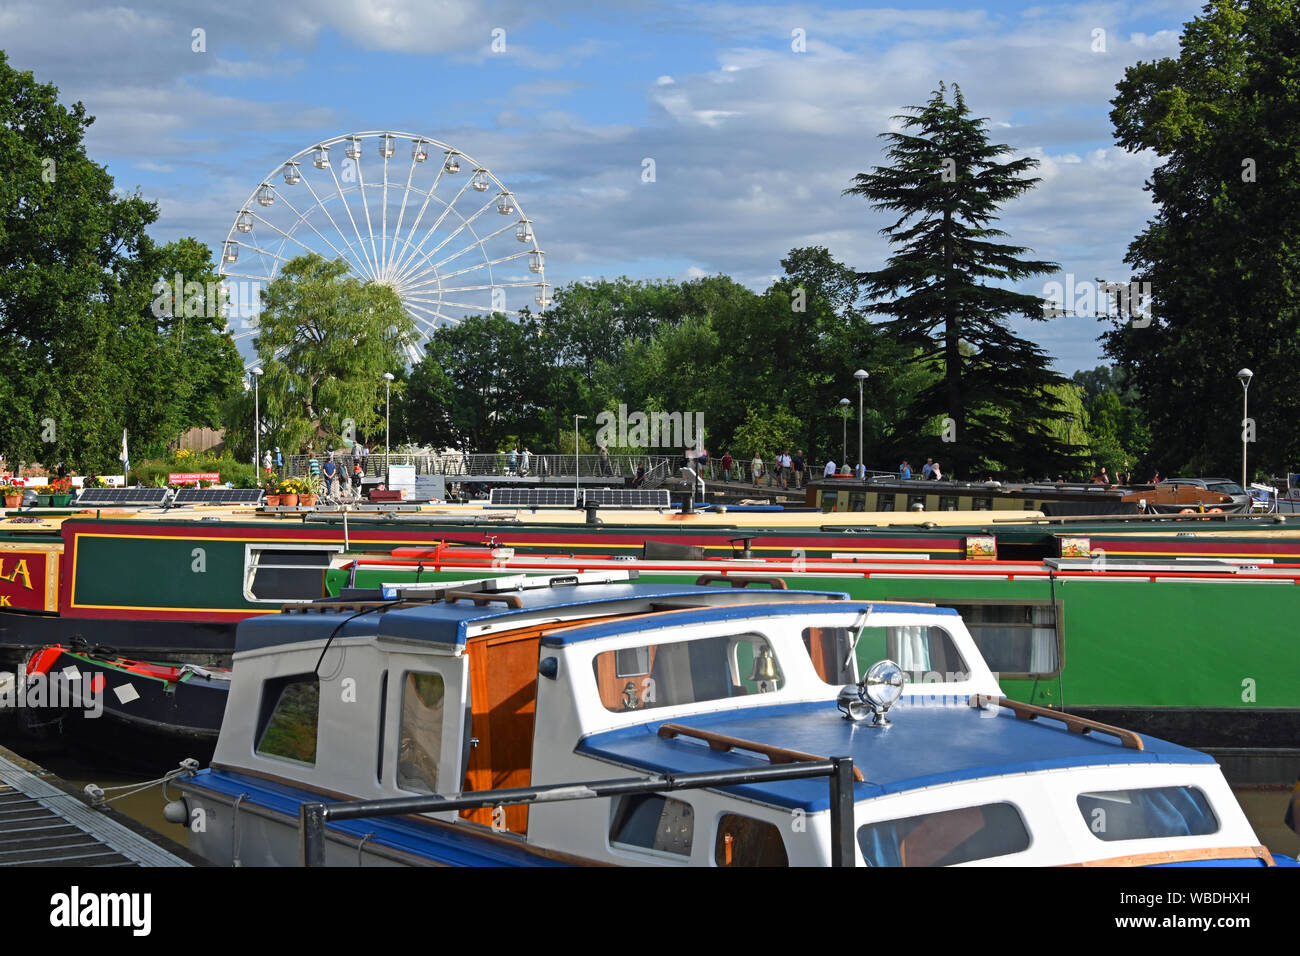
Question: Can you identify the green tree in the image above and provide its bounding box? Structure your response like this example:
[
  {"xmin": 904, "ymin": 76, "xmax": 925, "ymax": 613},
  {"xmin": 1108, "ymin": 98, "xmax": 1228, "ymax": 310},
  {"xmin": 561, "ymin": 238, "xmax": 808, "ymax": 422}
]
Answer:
[
  {"xmin": 0, "ymin": 51, "xmax": 157, "ymax": 472},
  {"xmin": 226, "ymin": 253, "xmax": 415, "ymax": 457},
  {"xmin": 844, "ymin": 82, "xmax": 1071, "ymax": 478},
  {"xmin": 1104, "ymin": 0, "xmax": 1300, "ymax": 478}
]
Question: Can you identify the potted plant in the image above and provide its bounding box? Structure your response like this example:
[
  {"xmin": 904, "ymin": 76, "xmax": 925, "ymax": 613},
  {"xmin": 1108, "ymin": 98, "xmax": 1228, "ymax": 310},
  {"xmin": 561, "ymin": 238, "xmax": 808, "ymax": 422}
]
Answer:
[
  {"xmin": 34, "ymin": 477, "xmax": 73, "ymax": 507},
  {"xmin": 278, "ymin": 478, "xmax": 300, "ymax": 508},
  {"xmin": 298, "ymin": 473, "xmax": 322, "ymax": 507},
  {"xmin": 263, "ymin": 478, "xmax": 281, "ymax": 508},
  {"xmin": 2, "ymin": 484, "xmax": 23, "ymax": 509}
]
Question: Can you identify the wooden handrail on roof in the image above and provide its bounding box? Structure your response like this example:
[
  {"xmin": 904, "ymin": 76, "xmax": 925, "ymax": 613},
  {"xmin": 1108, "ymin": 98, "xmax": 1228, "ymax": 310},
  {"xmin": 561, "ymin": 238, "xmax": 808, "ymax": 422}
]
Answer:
[
  {"xmin": 657, "ymin": 722, "xmax": 866, "ymax": 782},
  {"xmin": 442, "ymin": 590, "xmax": 525, "ymax": 608},
  {"xmin": 970, "ymin": 695, "xmax": 1144, "ymax": 750},
  {"xmin": 695, "ymin": 574, "xmax": 788, "ymax": 589}
]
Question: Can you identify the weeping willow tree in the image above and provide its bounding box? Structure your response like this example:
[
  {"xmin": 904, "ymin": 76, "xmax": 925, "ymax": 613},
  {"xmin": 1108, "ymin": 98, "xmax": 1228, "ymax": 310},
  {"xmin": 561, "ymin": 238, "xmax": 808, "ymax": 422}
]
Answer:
[{"xmin": 223, "ymin": 253, "xmax": 416, "ymax": 457}]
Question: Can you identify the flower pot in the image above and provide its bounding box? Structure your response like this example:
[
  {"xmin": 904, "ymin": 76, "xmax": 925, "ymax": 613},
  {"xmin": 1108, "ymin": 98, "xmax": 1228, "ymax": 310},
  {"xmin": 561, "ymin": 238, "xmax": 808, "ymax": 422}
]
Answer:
[
  {"xmin": 36, "ymin": 494, "xmax": 73, "ymax": 507},
  {"xmin": 280, "ymin": 493, "xmax": 299, "ymax": 508},
  {"xmin": 264, "ymin": 495, "xmax": 281, "ymax": 508},
  {"xmin": 3, "ymin": 495, "xmax": 22, "ymax": 508},
  {"xmin": 299, "ymin": 494, "xmax": 317, "ymax": 507}
]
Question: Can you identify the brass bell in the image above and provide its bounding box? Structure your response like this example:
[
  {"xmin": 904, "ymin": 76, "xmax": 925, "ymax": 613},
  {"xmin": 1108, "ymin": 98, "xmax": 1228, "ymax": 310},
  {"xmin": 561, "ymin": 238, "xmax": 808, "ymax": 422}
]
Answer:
[{"xmin": 748, "ymin": 647, "xmax": 780, "ymax": 683}]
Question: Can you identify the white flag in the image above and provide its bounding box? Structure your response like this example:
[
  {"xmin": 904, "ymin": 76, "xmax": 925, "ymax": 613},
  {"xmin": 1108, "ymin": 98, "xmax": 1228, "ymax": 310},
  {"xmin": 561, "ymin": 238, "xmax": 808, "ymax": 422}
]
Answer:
[{"xmin": 119, "ymin": 429, "xmax": 129, "ymax": 472}]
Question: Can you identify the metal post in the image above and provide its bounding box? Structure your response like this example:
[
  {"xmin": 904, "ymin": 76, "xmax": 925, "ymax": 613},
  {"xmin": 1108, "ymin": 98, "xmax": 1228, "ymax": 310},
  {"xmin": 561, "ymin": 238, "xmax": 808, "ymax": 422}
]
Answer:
[
  {"xmin": 383, "ymin": 371, "xmax": 395, "ymax": 486},
  {"xmin": 829, "ymin": 755, "xmax": 856, "ymax": 867},
  {"xmin": 854, "ymin": 369, "xmax": 868, "ymax": 468},
  {"xmin": 300, "ymin": 801, "xmax": 327, "ymax": 867},
  {"xmin": 574, "ymin": 414, "xmax": 587, "ymax": 497}
]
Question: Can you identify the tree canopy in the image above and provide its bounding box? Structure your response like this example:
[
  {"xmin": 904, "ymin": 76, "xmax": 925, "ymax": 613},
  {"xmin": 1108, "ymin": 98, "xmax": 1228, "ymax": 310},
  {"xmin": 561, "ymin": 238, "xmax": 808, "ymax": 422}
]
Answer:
[
  {"xmin": 1103, "ymin": 0, "xmax": 1300, "ymax": 479},
  {"xmin": 844, "ymin": 82, "xmax": 1074, "ymax": 477}
]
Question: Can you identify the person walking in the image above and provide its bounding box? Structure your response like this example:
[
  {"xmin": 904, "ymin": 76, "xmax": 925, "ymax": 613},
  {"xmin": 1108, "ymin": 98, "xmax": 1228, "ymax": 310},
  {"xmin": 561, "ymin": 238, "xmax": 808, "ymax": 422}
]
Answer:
[
  {"xmin": 598, "ymin": 443, "xmax": 612, "ymax": 477},
  {"xmin": 751, "ymin": 453, "xmax": 764, "ymax": 487},
  {"xmin": 779, "ymin": 450, "xmax": 792, "ymax": 490},
  {"xmin": 922, "ymin": 457, "xmax": 935, "ymax": 480},
  {"xmin": 274, "ymin": 447, "xmax": 283, "ymax": 470},
  {"xmin": 508, "ymin": 447, "xmax": 518, "ymax": 475},
  {"xmin": 721, "ymin": 451, "xmax": 733, "ymax": 483},
  {"xmin": 361, "ymin": 445, "xmax": 370, "ymax": 474},
  {"xmin": 520, "ymin": 447, "xmax": 531, "ymax": 476},
  {"xmin": 263, "ymin": 449, "xmax": 272, "ymax": 475},
  {"xmin": 824, "ymin": 458, "xmax": 837, "ymax": 477},
  {"xmin": 792, "ymin": 450, "xmax": 805, "ymax": 489},
  {"xmin": 855, "ymin": 460, "xmax": 866, "ymax": 480},
  {"xmin": 308, "ymin": 454, "xmax": 321, "ymax": 479},
  {"xmin": 351, "ymin": 463, "xmax": 364, "ymax": 499},
  {"xmin": 929, "ymin": 461, "xmax": 943, "ymax": 480}
]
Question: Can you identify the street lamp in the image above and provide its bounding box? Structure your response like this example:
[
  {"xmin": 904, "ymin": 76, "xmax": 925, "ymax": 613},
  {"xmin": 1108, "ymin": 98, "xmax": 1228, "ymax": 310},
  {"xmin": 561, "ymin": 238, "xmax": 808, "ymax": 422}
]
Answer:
[
  {"xmin": 1238, "ymin": 368, "xmax": 1253, "ymax": 488},
  {"xmin": 854, "ymin": 369, "xmax": 869, "ymax": 469},
  {"xmin": 1065, "ymin": 414, "xmax": 1074, "ymax": 446},
  {"xmin": 251, "ymin": 367, "xmax": 263, "ymax": 472},
  {"xmin": 383, "ymin": 372, "xmax": 395, "ymax": 483},
  {"xmin": 839, "ymin": 398, "xmax": 851, "ymax": 470},
  {"xmin": 574, "ymin": 414, "xmax": 587, "ymax": 496}
]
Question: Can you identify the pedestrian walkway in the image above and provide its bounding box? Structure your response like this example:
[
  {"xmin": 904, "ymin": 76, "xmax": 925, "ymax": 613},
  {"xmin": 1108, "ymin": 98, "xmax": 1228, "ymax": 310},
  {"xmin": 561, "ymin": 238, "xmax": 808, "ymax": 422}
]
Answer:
[{"xmin": 0, "ymin": 744, "xmax": 191, "ymax": 866}]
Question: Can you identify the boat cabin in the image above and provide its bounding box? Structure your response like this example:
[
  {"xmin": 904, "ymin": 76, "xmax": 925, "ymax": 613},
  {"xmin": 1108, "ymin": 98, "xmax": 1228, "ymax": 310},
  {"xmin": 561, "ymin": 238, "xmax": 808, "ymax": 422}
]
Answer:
[{"xmin": 176, "ymin": 573, "xmax": 1272, "ymax": 867}]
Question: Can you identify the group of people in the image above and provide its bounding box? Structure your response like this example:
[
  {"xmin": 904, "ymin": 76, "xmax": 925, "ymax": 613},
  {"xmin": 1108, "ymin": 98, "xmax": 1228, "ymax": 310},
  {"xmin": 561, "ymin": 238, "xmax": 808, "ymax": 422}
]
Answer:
[
  {"xmin": 898, "ymin": 458, "xmax": 944, "ymax": 480},
  {"xmin": 505, "ymin": 447, "xmax": 535, "ymax": 476},
  {"xmin": 734, "ymin": 449, "xmax": 806, "ymax": 489}
]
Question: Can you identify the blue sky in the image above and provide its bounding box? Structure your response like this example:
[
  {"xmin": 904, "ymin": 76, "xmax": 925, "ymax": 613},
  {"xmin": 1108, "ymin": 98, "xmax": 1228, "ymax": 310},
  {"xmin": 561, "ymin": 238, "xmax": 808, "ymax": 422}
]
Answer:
[{"xmin": 2, "ymin": 0, "xmax": 1206, "ymax": 371}]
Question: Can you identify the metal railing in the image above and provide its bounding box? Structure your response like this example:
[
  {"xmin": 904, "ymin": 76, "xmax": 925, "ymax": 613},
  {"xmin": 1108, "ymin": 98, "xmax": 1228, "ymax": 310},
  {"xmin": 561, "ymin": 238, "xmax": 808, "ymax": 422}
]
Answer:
[{"xmin": 298, "ymin": 756, "xmax": 858, "ymax": 867}]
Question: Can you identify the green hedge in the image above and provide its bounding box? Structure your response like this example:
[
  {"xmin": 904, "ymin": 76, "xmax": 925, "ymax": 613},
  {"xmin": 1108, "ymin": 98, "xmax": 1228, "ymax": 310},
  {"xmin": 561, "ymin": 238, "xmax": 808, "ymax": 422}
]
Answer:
[{"xmin": 131, "ymin": 453, "xmax": 262, "ymax": 489}]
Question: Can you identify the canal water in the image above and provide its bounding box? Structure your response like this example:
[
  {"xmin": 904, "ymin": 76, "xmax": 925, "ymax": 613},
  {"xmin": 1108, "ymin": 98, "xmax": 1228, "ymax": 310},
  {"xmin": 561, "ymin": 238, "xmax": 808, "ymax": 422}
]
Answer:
[{"xmin": 2, "ymin": 730, "xmax": 1297, "ymax": 863}]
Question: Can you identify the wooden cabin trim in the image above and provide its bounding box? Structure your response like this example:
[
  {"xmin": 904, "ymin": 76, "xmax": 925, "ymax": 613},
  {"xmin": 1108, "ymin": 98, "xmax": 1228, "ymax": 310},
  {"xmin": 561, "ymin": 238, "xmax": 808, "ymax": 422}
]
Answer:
[{"xmin": 1060, "ymin": 845, "xmax": 1275, "ymax": 867}]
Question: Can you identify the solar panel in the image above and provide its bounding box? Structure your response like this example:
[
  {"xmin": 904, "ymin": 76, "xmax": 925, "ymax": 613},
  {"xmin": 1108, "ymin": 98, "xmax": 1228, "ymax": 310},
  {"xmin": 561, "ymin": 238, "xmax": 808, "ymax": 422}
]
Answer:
[
  {"xmin": 173, "ymin": 488, "xmax": 264, "ymax": 506},
  {"xmin": 584, "ymin": 489, "xmax": 671, "ymax": 509},
  {"xmin": 74, "ymin": 487, "xmax": 170, "ymax": 506},
  {"xmin": 488, "ymin": 487, "xmax": 579, "ymax": 508}
]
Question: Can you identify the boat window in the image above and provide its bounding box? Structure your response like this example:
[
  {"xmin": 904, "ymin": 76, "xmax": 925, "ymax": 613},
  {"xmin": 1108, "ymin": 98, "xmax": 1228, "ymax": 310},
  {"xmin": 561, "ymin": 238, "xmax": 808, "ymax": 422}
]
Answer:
[
  {"xmin": 715, "ymin": 813, "xmax": 789, "ymax": 867},
  {"xmin": 256, "ymin": 675, "xmax": 319, "ymax": 765},
  {"xmin": 951, "ymin": 604, "xmax": 1059, "ymax": 676},
  {"xmin": 804, "ymin": 625, "xmax": 968, "ymax": 685},
  {"xmin": 396, "ymin": 672, "xmax": 446, "ymax": 794},
  {"xmin": 876, "ymin": 494, "xmax": 896, "ymax": 512},
  {"xmin": 821, "ymin": 492, "xmax": 838, "ymax": 513},
  {"xmin": 858, "ymin": 803, "xmax": 1030, "ymax": 866},
  {"xmin": 971, "ymin": 496, "xmax": 993, "ymax": 511},
  {"xmin": 908, "ymin": 494, "xmax": 927, "ymax": 510},
  {"xmin": 610, "ymin": 794, "xmax": 693, "ymax": 858},
  {"xmin": 245, "ymin": 547, "xmax": 340, "ymax": 601},
  {"xmin": 1077, "ymin": 787, "xmax": 1218, "ymax": 842},
  {"xmin": 939, "ymin": 495, "xmax": 959, "ymax": 511},
  {"xmin": 849, "ymin": 492, "xmax": 866, "ymax": 512},
  {"xmin": 593, "ymin": 634, "xmax": 782, "ymax": 712}
]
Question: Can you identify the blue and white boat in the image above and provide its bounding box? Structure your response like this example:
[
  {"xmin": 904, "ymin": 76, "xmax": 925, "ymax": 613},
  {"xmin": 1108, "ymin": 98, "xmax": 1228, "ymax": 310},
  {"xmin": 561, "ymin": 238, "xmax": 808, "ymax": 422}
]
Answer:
[{"xmin": 171, "ymin": 571, "xmax": 1287, "ymax": 866}]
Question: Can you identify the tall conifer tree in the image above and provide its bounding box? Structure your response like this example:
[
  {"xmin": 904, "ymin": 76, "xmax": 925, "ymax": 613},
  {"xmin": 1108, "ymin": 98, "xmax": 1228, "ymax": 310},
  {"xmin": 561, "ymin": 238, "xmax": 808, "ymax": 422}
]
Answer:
[{"xmin": 845, "ymin": 83, "xmax": 1071, "ymax": 476}]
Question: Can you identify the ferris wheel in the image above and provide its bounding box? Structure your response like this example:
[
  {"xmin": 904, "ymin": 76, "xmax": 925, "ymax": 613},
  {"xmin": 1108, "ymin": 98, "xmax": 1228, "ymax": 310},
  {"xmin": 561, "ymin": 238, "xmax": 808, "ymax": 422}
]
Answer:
[{"xmin": 218, "ymin": 130, "xmax": 548, "ymax": 365}]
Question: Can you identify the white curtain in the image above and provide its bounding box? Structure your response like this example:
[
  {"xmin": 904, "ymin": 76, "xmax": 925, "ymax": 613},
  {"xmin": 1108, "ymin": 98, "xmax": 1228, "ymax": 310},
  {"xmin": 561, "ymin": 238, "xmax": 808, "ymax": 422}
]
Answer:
[
  {"xmin": 890, "ymin": 625, "xmax": 931, "ymax": 672},
  {"xmin": 1029, "ymin": 607, "xmax": 1058, "ymax": 673}
]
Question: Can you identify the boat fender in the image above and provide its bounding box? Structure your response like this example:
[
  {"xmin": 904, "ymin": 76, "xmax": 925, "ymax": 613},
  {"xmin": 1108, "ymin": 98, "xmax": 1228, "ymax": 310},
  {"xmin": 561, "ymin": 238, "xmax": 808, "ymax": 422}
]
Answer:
[{"xmin": 163, "ymin": 798, "xmax": 190, "ymax": 825}]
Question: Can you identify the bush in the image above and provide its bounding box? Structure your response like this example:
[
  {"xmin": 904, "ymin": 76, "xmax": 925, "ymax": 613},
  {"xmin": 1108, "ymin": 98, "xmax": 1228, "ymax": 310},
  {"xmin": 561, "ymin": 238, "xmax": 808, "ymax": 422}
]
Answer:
[{"xmin": 132, "ymin": 451, "xmax": 262, "ymax": 489}]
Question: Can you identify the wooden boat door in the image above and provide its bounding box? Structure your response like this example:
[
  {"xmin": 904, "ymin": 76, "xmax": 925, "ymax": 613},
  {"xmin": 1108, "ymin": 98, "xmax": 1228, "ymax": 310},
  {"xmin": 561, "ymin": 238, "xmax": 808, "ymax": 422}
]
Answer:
[{"xmin": 459, "ymin": 630, "xmax": 543, "ymax": 834}]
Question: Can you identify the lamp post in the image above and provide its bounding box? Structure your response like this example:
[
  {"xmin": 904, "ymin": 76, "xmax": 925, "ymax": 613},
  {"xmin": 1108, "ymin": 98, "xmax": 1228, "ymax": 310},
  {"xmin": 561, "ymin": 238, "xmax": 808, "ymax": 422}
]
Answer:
[
  {"xmin": 854, "ymin": 369, "xmax": 868, "ymax": 469},
  {"xmin": 574, "ymin": 414, "xmax": 587, "ymax": 496},
  {"xmin": 1238, "ymin": 368, "xmax": 1253, "ymax": 488},
  {"xmin": 383, "ymin": 372, "xmax": 395, "ymax": 483},
  {"xmin": 839, "ymin": 398, "xmax": 850, "ymax": 469},
  {"xmin": 251, "ymin": 367, "xmax": 263, "ymax": 472}
]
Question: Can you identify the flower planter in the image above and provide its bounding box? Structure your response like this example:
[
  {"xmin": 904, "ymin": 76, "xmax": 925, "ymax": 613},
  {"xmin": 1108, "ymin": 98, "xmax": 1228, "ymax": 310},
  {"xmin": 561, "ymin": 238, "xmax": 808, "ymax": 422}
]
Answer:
[
  {"xmin": 3, "ymin": 495, "xmax": 22, "ymax": 509},
  {"xmin": 264, "ymin": 495, "xmax": 281, "ymax": 508},
  {"xmin": 299, "ymin": 494, "xmax": 317, "ymax": 507},
  {"xmin": 280, "ymin": 493, "xmax": 299, "ymax": 508},
  {"xmin": 37, "ymin": 494, "xmax": 73, "ymax": 507}
]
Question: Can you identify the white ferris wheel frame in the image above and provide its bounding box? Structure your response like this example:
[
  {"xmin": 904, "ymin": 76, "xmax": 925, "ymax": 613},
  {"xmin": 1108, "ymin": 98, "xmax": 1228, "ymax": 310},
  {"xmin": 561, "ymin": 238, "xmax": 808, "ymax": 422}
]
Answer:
[{"xmin": 218, "ymin": 130, "xmax": 548, "ymax": 367}]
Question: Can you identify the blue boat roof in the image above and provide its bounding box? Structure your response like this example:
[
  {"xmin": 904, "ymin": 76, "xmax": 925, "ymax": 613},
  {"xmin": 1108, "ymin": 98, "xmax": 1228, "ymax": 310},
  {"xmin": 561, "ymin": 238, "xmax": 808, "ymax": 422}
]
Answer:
[
  {"xmin": 544, "ymin": 601, "xmax": 957, "ymax": 647},
  {"xmin": 235, "ymin": 582, "xmax": 854, "ymax": 652},
  {"xmin": 576, "ymin": 700, "xmax": 1215, "ymax": 812}
]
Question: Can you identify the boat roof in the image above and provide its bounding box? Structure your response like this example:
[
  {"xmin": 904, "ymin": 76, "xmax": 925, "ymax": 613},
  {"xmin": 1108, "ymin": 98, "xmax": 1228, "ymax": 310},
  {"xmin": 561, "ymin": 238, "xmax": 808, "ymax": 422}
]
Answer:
[
  {"xmin": 543, "ymin": 601, "xmax": 957, "ymax": 647},
  {"xmin": 577, "ymin": 700, "xmax": 1215, "ymax": 812},
  {"xmin": 234, "ymin": 581, "xmax": 853, "ymax": 653}
]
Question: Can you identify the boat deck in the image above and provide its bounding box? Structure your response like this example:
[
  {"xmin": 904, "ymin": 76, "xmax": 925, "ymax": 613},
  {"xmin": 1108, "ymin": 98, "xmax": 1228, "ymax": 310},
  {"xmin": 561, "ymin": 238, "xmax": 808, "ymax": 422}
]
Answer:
[{"xmin": 0, "ymin": 744, "xmax": 192, "ymax": 867}]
